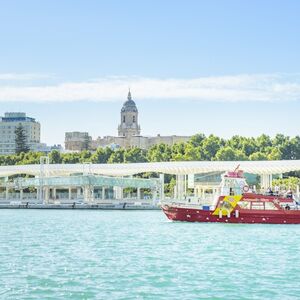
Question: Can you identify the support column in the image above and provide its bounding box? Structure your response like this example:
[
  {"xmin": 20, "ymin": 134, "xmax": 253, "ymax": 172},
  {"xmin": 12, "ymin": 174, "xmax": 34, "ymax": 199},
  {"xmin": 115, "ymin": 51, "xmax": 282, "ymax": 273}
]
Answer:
[
  {"xmin": 83, "ymin": 186, "xmax": 89, "ymax": 203},
  {"xmin": 44, "ymin": 187, "xmax": 50, "ymax": 204},
  {"xmin": 77, "ymin": 187, "xmax": 81, "ymax": 199},
  {"xmin": 36, "ymin": 187, "xmax": 40, "ymax": 201},
  {"xmin": 37, "ymin": 180, "xmax": 43, "ymax": 202},
  {"xmin": 69, "ymin": 187, "xmax": 72, "ymax": 200},
  {"xmin": 151, "ymin": 187, "xmax": 157, "ymax": 204},
  {"xmin": 53, "ymin": 188, "xmax": 57, "ymax": 199},
  {"xmin": 174, "ymin": 184, "xmax": 177, "ymax": 199},
  {"xmin": 184, "ymin": 174, "xmax": 187, "ymax": 197},
  {"xmin": 137, "ymin": 188, "xmax": 141, "ymax": 200},
  {"xmin": 83, "ymin": 186, "xmax": 93, "ymax": 203},
  {"xmin": 20, "ymin": 189, "xmax": 23, "ymax": 201},
  {"xmin": 159, "ymin": 174, "xmax": 165, "ymax": 201},
  {"xmin": 102, "ymin": 187, "xmax": 105, "ymax": 200},
  {"xmin": 114, "ymin": 186, "xmax": 123, "ymax": 200},
  {"xmin": 5, "ymin": 187, "xmax": 9, "ymax": 200},
  {"xmin": 260, "ymin": 174, "xmax": 272, "ymax": 190},
  {"xmin": 175, "ymin": 174, "xmax": 185, "ymax": 200}
]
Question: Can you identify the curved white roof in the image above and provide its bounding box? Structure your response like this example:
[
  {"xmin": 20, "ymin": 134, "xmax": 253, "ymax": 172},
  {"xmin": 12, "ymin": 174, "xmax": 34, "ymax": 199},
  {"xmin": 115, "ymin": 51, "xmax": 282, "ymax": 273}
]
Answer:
[{"xmin": 0, "ymin": 160, "xmax": 300, "ymax": 177}]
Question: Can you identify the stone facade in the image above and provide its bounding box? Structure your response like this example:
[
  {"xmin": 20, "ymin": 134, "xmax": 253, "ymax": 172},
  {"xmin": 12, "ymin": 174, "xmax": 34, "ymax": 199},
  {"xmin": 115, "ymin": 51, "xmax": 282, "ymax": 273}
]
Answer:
[
  {"xmin": 65, "ymin": 132, "xmax": 92, "ymax": 151},
  {"xmin": 65, "ymin": 91, "xmax": 192, "ymax": 151},
  {"xmin": 94, "ymin": 134, "xmax": 191, "ymax": 150}
]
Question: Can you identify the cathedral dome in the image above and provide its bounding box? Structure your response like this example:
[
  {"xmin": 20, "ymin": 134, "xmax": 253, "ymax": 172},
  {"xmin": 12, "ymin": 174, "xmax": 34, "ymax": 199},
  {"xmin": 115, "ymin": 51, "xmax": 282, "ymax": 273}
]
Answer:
[{"xmin": 121, "ymin": 90, "xmax": 138, "ymax": 112}]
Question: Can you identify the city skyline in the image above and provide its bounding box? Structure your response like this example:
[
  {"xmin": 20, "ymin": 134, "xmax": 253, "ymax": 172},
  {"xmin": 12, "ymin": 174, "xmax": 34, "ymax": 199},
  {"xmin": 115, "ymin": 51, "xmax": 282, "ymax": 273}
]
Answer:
[{"xmin": 1, "ymin": 0, "xmax": 300, "ymax": 145}]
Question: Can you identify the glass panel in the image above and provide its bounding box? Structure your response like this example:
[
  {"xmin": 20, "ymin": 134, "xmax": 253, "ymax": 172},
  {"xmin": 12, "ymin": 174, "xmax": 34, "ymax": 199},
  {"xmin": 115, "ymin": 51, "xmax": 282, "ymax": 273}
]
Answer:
[{"xmin": 264, "ymin": 202, "xmax": 278, "ymax": 210}]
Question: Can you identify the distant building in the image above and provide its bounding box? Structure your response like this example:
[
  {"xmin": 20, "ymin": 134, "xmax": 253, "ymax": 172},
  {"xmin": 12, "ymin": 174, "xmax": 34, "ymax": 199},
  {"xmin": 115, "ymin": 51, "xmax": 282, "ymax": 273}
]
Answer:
[
  {"xmin": 34, "ymin": 143, "xmax": 64, "ymax": 153},
  {"xmin": 118, "ymin": 90, "xmax": 141, "ymax": 138},
  {"xmin": 0, "ymin": 112, "xmax": 41, "ymax": 155},
  {"xmin": 65, "ymin": 132, "xmax": 92, "ymax": 151},
  {"xmin": 65, "ymin": 91, "xmax": 192, "ymax": 151}
]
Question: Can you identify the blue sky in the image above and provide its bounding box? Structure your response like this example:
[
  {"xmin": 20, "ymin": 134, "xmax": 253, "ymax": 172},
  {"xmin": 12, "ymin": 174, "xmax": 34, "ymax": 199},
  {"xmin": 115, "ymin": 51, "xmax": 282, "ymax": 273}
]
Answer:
[{"xmin": 0, "ymin": 0, "xmax": 300, "ymax": 145}]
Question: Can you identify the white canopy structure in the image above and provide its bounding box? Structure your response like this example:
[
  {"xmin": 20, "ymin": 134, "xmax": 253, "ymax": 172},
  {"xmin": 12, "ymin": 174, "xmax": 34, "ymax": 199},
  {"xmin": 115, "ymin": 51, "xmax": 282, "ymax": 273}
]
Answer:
[{"xmin": 1, "ymin": 160, "xmax": 300, "ymax": 177}]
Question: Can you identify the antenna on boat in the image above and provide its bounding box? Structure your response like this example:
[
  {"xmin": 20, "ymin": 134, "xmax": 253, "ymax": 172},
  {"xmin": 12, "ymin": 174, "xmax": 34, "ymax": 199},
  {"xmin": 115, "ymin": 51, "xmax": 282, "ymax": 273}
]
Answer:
[{"xmin": 233, "ymin": 164, "xmax": 240, "ymax": 173}]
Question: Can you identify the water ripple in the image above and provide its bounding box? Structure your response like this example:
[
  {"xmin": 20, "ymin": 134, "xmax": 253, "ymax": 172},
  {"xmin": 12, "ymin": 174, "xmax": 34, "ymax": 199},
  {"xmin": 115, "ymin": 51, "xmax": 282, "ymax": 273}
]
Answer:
[{"xmin": 0, "ymin": 210, "xmax": 299, "ymax": 299}]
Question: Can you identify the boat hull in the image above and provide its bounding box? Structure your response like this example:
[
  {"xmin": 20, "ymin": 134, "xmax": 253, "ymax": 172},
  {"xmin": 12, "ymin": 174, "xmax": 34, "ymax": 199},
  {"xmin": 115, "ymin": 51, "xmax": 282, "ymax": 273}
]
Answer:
[{"xmin": 162, "ymin": 205, "xmax": 300, "ymax": 224}]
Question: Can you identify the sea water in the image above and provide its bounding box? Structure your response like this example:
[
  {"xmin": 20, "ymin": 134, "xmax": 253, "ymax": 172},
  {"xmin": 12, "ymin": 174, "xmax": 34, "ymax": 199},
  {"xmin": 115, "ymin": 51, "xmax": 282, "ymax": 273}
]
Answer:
[{"xmin": 0, "ymin": 210, "xmax": 299, "ymax": 300}]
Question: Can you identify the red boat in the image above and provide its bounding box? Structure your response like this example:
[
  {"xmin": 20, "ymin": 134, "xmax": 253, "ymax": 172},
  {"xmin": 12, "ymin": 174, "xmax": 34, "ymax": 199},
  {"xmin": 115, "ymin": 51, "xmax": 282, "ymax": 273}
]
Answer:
[{"xmin": 162, "ymin": 169, "xmax": 300, "ymax": 224}]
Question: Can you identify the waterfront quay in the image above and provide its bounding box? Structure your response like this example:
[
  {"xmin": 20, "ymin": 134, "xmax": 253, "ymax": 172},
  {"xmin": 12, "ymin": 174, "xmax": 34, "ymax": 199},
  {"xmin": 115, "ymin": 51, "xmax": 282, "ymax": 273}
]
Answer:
[
  {"xmin": 1, "ymin": 158, "xmax": 300, "ymax": 210},
  {"xmin": 0, "ymin": 158, "xmax": 162, "ymax": 210},
  {"xmin": 0, "ymin": 172, "xmax": 161, "ymax": 210}
]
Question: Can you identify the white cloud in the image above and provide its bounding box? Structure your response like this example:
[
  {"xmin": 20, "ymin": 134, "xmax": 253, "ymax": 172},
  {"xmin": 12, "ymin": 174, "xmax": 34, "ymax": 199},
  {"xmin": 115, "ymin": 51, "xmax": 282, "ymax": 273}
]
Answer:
[
  {"xmin": 0, "ymin": 73, "xmax": 299, "ymax": 102},
  {"xmin": 0, "ymin": 73, "xmax": 55, "ymax": 81}
]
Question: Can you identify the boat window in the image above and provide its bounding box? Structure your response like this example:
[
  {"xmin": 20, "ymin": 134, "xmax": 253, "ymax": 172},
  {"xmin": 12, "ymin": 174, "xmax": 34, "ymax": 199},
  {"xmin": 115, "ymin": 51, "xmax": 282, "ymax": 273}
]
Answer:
[
  {"xmin": 251, "ymin": 202, "xmax": 265, "ymax": 210},
  {"xmin": 264, "ymin": 202, "xmax": 278, "ymax": 210},
  {"xmin": 238, "ymin": 201, "xmax": 251, "ymax": 209},
  {"xmin": 232, "ymin": 187, "xmax": 242, "ymax": 195},
  {"xmin": 222, "ymin": 186, "xmax": 242, "ymax": 196}
]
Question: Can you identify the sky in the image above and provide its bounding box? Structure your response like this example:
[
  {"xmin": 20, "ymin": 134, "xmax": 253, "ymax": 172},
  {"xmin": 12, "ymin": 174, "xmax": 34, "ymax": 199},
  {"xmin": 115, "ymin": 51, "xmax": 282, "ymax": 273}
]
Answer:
[{"xmin": 0, "ymin": 0, "xmax": 300, "ymax": 145}]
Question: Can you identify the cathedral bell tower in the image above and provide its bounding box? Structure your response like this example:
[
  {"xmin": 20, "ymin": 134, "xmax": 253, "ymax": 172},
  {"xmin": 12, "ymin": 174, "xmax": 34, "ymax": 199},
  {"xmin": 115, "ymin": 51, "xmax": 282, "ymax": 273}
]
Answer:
[{"xmin": 118, "ymin": 90, "xmax": 141, "ymax": 137}]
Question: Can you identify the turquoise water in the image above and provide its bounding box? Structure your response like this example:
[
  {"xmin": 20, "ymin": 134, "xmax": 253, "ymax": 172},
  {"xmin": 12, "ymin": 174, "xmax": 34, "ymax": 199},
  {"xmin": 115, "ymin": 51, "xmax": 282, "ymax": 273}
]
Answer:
[{"xmin": 0, "ymin": 210, "xmax": 299, "ymax": 300}]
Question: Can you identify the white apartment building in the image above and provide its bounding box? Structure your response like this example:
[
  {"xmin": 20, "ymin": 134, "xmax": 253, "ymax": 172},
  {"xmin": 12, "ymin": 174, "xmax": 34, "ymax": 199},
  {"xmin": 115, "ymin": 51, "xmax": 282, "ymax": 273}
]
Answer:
[{"xmin": 0, "ymin": 112, "xmax": 41, "ymax": 155}]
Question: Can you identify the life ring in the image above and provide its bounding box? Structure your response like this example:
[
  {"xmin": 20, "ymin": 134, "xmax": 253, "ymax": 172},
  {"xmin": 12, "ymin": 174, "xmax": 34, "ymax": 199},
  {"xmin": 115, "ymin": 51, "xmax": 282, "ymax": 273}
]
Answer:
[{"xmin": 243, "ymin": 185, "xmax": 250, "ymax": 193}]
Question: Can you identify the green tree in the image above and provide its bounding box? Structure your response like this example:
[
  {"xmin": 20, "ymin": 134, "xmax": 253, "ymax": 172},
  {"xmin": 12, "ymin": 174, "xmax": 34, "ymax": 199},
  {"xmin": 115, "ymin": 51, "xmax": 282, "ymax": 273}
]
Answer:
[
  {"xmin": 61, "ymin": 152, "xmax": 81, "ymax": 164},
  {"xmin": 80, "ymin": 150, "xmax": 92, "ymax": 163},
  {"xmin": 15, "ymin": 124, "xmax": 30, "ymax": 154},
  {"xmin": 201, "ymin": 135, "xmax": 224, "ymax": 160},
  {"xmin": 183, "ymin": 143, "xmax": 202, "ymax": 161},
  {"xmin": 241, "ymin": 137, "xmax": 258, "ymax": 157},
  {"xmin": 19, "ymin": 151, "xmax": 43, "ymax": 165},
  {"xmin": 188, "ymin": 133, "xmax": 206, "ymax": 147},
  {"xmin": 226, "ymin": 135, "xmax": 245, "ymax": 150},
  {"xmin": 171, "ymin": 143, "xmax": 186, "ymax": 161},
  {"xmin": 267, "ymin": 148, "xmax": 282, "ymax": 160},
  {"xmin": 276, "ymin": 136, "xmax": 300, "ymax": 160},
  {"xmin": 256, "ymin": 134, "xmax": 272, "ymax": 152},
  {"xmin": 249, "ymin": 152, "xmax": 268, "ymax": 161},
  {"xmin": 49, "ymin": 150, "xmax": 62, "ymax": 164},
  {"xmin": 108, "ymin": 148, "xmax": 125, "ymax": 163},
  {"xmin": 272, "ymin": 134, "xmax": 289, "ymax": 147},
  {"xmin": 226, "ymin": 136, "xmax": 258, "ymax": 157},
  {"xmin": 215, "ymin": 146, "xmax": 247, "ymax": 161},
  {"xmin": 272, "ymin": 177, "xmax": 300, "ymax": 191},
  {"xmin": 147, "ymin": 144, "xmax": 172, "ymax": 162},
  {"xmin": 164, "ymin": 177, "xmax": 176, "ymax": 196},
  {"xmin": 90, "ymin": 147, "xmax": 113, "ymax": 163},
  {"xmin": 124, "ymin": 147, "xmax": 147, "ymax": 163}
]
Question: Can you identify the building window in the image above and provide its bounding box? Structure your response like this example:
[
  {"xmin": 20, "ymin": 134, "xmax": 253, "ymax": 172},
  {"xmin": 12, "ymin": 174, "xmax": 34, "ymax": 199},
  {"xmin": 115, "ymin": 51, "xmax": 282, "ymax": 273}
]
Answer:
[
  {"xmin": 133, "ymin": 116, "xmax": 135, "ymax": 123},
  {"xmin": 123, "ymin": 116, "xmax": 125, "ymax": 123}
]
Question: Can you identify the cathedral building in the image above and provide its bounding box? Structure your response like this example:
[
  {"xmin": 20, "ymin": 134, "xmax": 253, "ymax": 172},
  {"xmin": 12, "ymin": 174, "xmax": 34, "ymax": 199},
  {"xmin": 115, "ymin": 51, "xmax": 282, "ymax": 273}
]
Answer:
[
  {"xmin": 118, "ymin": 90, "xmax": 141, "ymax": 138},
  {"xmin": 65, "ymin": 91, "xmax": 192, "ymax": 151}
]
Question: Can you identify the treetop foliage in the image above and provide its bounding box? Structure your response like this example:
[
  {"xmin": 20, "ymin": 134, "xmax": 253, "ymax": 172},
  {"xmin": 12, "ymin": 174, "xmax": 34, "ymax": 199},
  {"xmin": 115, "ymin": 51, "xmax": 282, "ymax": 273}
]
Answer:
[{"xmin": 1, "ymin": 133, "xmax": 300, "ymax": 166}]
